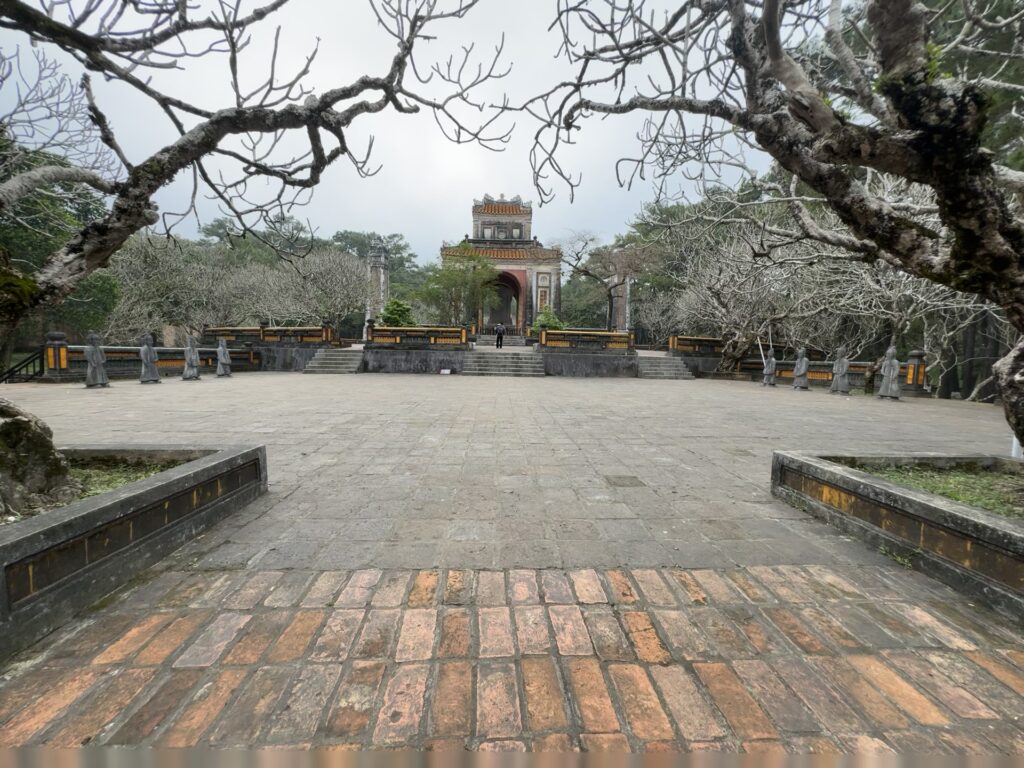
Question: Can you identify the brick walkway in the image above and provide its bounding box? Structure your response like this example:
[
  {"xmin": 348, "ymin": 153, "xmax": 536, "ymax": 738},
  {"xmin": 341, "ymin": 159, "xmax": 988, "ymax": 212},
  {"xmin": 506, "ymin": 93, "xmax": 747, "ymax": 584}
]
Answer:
[{"xmin": 1, "ymin": 565, "xmax": 1022, "ymax": 752}]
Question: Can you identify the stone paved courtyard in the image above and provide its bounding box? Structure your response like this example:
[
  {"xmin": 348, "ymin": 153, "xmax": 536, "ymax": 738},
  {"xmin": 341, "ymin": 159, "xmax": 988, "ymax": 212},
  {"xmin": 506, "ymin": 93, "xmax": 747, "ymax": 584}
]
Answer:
[{"xmin": 0, "ymin": 374, "xmax": 1022, "ymax": 752}]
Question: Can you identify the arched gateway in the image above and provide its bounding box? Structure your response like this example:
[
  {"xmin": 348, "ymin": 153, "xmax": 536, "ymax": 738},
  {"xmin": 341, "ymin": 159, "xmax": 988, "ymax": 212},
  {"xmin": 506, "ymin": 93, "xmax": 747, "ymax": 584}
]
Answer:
[{"xmin": 440, "ymin": 194, "xmax": 561, "ymax": 334}]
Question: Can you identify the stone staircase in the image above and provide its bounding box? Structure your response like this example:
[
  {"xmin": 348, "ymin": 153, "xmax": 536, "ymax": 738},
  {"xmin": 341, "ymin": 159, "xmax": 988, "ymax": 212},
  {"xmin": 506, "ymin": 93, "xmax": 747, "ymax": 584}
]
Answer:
[
  {"xmin": 637, "ymin": 356, "xmax": 695, "ymax": 380},
  {"xmin": 302, "ymin": 348, "xmax": 363, "ymax": 374},
  {"xmin": 476, "ymin": 334, "xmax": 526, "ymax": 347},
  {"xmin": 461, "ymin": 351, "xmax": 546, "ymax": 377}
]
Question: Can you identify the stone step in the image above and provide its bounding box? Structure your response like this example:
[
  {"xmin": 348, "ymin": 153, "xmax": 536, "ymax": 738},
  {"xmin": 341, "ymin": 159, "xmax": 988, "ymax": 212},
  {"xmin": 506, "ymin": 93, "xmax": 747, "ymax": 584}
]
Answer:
[
  {"xmin": 637, "ymin": 357, "xmax": 693, "ymax": 380},
  {"xmin": 302, "ymin": 348, "xmax": 363, "ymax": 374}
]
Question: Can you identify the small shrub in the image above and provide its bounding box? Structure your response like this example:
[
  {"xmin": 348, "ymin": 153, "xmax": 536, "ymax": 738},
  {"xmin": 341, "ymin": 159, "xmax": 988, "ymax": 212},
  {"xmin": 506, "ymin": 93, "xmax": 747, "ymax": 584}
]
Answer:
[
  {"xmin": 379, "ymin": 298, "xmax": 416, "ymax": 327},
  {"xmin": 533, "ymin": 305, "xmax": 566, "ymax": 330}
]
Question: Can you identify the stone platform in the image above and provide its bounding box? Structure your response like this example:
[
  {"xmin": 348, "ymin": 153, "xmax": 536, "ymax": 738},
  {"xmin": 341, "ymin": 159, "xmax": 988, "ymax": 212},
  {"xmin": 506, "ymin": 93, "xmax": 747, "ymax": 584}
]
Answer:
[{"xmin": 0, "ymin": 374, "xmax": 1021, "ymax": 752}]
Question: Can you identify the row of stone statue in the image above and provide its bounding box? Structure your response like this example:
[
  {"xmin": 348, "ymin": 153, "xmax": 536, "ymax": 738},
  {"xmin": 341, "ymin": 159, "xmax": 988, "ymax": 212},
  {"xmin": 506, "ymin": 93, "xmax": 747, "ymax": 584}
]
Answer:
[
  {"xmin": 84, "ymin": 334, "xmax": 233, "ymax": 388},
  {"xmin": 760, "ymin": 345, "xmax": 903, "ymax": 400}
]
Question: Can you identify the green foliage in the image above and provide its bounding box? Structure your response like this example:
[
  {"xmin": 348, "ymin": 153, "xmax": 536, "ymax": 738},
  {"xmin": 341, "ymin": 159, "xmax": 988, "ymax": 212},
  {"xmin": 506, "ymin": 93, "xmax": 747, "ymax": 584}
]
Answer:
[
  {"xmin": 417, "ymin": 249, "xmax": 499, "ymax": 325},
  {"xmin": 379, "ymin": 298, "xmax": 416, "ymax": 326},
  {"xmin": 560, "ymin": 274, "xmax": 607, "ymax": 328},
  {"xmin": 70, "ymin": 457, "xmax": 182, "ymax": 500},
  {"xmin": 532, "ymin": 304, "xmax": 566, "ymax": 330},
  {"xmin": 871, "ymin": 465, "xmax": 1024, "ymax": 520}
]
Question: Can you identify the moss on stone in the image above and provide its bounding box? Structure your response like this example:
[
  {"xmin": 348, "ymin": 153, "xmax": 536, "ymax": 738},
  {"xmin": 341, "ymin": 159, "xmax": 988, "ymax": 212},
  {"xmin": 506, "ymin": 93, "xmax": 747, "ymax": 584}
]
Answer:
[
  {"xmin": 69, "ymin": 457, "xmax": 181, "ymax": 499},
  {"xmin": 871, "ymin": 464, "xmax": 1024, "ymax": 520}
]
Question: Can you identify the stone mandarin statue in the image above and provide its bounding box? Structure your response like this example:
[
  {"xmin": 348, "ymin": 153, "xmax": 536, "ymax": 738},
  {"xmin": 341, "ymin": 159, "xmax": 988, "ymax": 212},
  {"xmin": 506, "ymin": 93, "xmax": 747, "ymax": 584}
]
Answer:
[
  {"xmin": 878, "ymin": 345, "xmax": 902, "ymax": 400},
  {"xmin": 216, "ymin": 339, "xmax": 232, "ymax": 377},
  {"xmin": 84, "ymin": 332, "xmax": 110, "ymax": 388},
  {"xmin": 139, "ymin": 334, "xmax": 161, "ymax": 384},
  {"xmin": 830, "ymin": 345, "xmax": 850, "ymax": 395},
  {"xmin": 762, "ymin": 349, "xmax": 777, "ymax": 387},
  {"xmin": 182, "ymin": 336, "xmax": 201, "ymax": 381},
  {"xmin": 792, "ymin": 348, "xmax": 810, "ymax": 390}
]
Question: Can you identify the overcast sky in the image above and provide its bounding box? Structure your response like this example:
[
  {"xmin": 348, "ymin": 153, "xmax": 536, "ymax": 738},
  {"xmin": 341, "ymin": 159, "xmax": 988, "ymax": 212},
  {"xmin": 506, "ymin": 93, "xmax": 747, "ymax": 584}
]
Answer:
[{"xmin": 1, "ymin": 1, "xmax": 763, "ymax": 262}]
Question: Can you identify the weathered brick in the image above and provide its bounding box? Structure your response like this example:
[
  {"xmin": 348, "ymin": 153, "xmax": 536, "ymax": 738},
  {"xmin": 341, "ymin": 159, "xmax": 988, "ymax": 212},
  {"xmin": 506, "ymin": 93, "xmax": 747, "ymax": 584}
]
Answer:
[
  {"xmin": 691, "ymin": 570, "xmax": 745, "ymax": 603},
  {"xmin": 724, "ymin": 570, "xmax": 773, "ymax": 603},
  {"xmin": 514, "ymin": 605, "xmax": 552, "ymax": 655},
  {"xmin": 351, "ymin": 609, "xmax": 400, "ymax": 658},
  {"xmin": 265, "ymin": 610, "xmax": 325, "ymax": 663},
  {"xmin": 788, "ymin": 736, "xmax": 843, "ymax": 754},
  {"xmin": 653, "ymin": 610, "xmax": 711, "ymax": 660},
  {"xmin": 649, "ymin": 665, "xmax": 726, "ymax": 742},
  {"xmin": 549, "ymin": 605, "xmax": 594, "ymax": 656},
  {"xmin": 583, "ymin": 607, "xmax": 633, "ymax": 661},
  {"xmin": 476, "ymin": 571, "xmax": 506, "ymax": 606},
  {"xmin": 687, "ymin": 607, "xmax": 755, "ymax": 658},
  {"xmin": 883, "ymin": 730, "xmax": 951, "ymax": 754},
  {"xmin": 133, "ymin": 611, "xmax": 212, "ymax": 666},
  {"xmin": 335, "ymin": 569, "xmax": 382, "ymax": 607},
  {"xmin": 847, "ymin": 655, "xmax": 950, "ymax": 727},
  {"xmin": 693, "ymin": 662, "xmax": 778, "ymax": 741},
  {"xmin": 372, "ymin": 571, "xmax": 412, "ymax": 607},
  {"xmin": 802, "ymin": 565, "xmax": 866, "ymax": 599},
  {"xmin": 534, "ymin": 733, "xmax": 576, "ymax": 751},
  {"xmin": 509, "ymin": 569, "xmax": 540, "ymax": 604},
  {"xmin": 764, "ymin": 608, "xmax": 828, "ymax": 654},
  {"xmin": 267, "ymin": 664, "xmax": 343, "ymax": 743},
  {"xmin": 478, "ymin": 607, "xmax": 515, "ymax": 658},
  {"xmin": 91, "ymin": 614, "xmax": 173, "ymax": 665},
  {"xmin": 884, "ymin": 651, "xmax": 997, "ymax": 720},
  {"xmin": 373, "ymin": 664, "xmax": 429, "ymax": 745},
  {"xmin": 746, "ymin": 567, "xmax": 806, "ymax": 602},
  {"xmin": 742, "ymin": 740, "xmax": 787, "ymax": 754},
  {"xmin": 966, "ymin": 651, "xmax": 1024, "ymax": 696},
  {"xmin": 581, "ymin": 733, "xmax": 630, "ymax": 751},
  {"xmin": 301, "ymin": 571, "xmax": 348, "ymax": 607},
  {"xmin": 444, "ymin": 570, "xmax": 472, "ymax": 605},
  {"xmin": 569, "ymin": 569, "xmax": 608, "ymax": 603},
  {"xmin": 173, "ymin": 613, "xmax": 251, "ymax": 668},
  {"xmin": 408, "ymin": 570, "xmax": 439, "ymax": 608},
  {"xmin": 670, "ymin": 570, "xmax": 707, "ymax": 604},
  {"xmin": 798, "ymin": 607, "xmax": 862, "ymax": 651},
  {"xmin": 224, "ymin": 571, "xmax": 283, "ymax": 610},
  {"xmin": 309, "ymin": 609, "xmax": 363, "ymax": 662},
  {"xmin": 605, "ymin": 570, "xmax": 638, "ymax": 604},
  {"xmin": 721, "ymin": 606, "xmax": 790, "ymax": 655},
  {"xmin": 223, "ymin": 611, "xmax": 290, "ymax": 666},
  {"xmin": 45, "ymin": 668, "xmax": 156, "ymax": 746},
  {"xmin": 431, "ymin": 661, "xmax": 472, "ymax": 737},
  {"xmin": 621, "ymin": 611, "xmax": 671, "ymax": 664},
  {"xmin": 325, "ymin": 661, "xmax": 386, "ymax": 737},
  {"xmin": 608, "ymin": 664, "xmax": 674, "ymax": 742},
  {"xmin": 438, "ymin": 608, "xmax": 471, "ymax": 657},
  {"xmin": 158, "ymin": 669, "xmax": 248, "ymax": 747},
  {"xmin": 923, "ymin": 651, "xmax": 1023, "ymax": 718},
  {"xmin": 540, "ymin": 570, "xmax": 574, "ymax": 604},
  {"xmin": 731, "ymin": 659, "xmax": 818, "ymax": 733},
  {"xmin": 806, "ymin": 657, "xmax": 909, "ymax": 730},
  {"xmin": 771, "ymin": 657, "xmax": 867, "ymax": 734},
  {"xmin": 886, "ymin": 603, "xmax": 977, "ymax": 650},
  {"xmin": 839, "ymin": 735, "xmax": 896, "ymax": 753},
  {"xmin": 107, "ymin": 669, "xmax": 204, "ymax": 745},
  {"xmin": 521, "ymin": 656, "xmax": 568, "ymax": 731},
  {"xmin": 630, "ymin": 570, "xmax": 676, "ymax": 606},
  {"xmin": 566, "ymin": 658, "xmax": 620, "ymax": 733},
  {"xmin": 263, "ymin": 571, "xmax": 315, "ymax": 608},
  {"xmin": 395, "ymin": 609, "xmax": 438, "ymax": 662},
  {"xmin": 478, "ymin": 739, "xmax": 527, "ymax": 751},
  {"xmin": 209, "ymin": 666, "xmax": 294, "ymax": 745},
  {"xmin": 476, "ymin": 662, "xmax": 522, "ymax": 739}
]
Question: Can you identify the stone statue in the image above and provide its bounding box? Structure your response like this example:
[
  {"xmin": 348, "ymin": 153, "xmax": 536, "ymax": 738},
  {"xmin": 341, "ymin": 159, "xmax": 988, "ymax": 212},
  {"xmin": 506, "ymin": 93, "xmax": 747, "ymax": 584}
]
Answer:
[
  {"xmin": 792, "ymin": 348, "xmax": 810, "ymax": 390},
  {"xmin": 762, "ymin": 349, "xmax": 777, "ymax": 387},
  {"xmin": 878, "ymin": 345, "xmax": 902, "ymax": 400},
  {"xmin": 84, "ymin": 332, "xmax": 110, "ymax": 388},
  {"xmin": 830, "ymin": 345, "xmax": 850, "ymax": 394},
  {"xmin": 139, "ymin": 334, "xmax": 161, "ymax": 383},
  {"xmin": 182, "ymin": 336, "xmax": 201, "ymax": 381},
  {"xmin": 216, "ymin": 339, "xmax": 232, "ymax": 377}
]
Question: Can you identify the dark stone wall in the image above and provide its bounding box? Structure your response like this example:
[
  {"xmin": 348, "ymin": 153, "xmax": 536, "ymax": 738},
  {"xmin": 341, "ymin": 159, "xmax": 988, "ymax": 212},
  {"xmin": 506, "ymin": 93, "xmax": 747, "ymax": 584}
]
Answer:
[
  {"xmin": 362, "ymin": 348, "xmax": 467, "ymax": 374},
  {"xmin": 541, "ymin": 352, "xmax": 638, "ymax": 378},
  {"xmin": 254, "ymin": 345, "xmax": 321, "ymax": 372},
  {"xmin": 0, "ymin": 445, "xmax": 267, "ymax": 660}
]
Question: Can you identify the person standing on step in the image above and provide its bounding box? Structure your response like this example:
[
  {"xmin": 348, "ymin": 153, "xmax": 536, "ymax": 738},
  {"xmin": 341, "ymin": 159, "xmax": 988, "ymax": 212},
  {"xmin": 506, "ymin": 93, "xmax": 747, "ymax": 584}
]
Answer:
[{"xmin": 495, "ymin": 322, "xmax": 505, "ymax": 349}]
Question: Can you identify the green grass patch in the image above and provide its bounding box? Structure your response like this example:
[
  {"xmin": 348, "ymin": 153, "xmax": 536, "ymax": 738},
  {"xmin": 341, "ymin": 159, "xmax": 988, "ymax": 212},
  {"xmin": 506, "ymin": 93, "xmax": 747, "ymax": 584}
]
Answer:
[
  {"xmin": 70, "ymin": 457, "xmax": 182, "ymax": 499},
  {"xmin": 870, "ymin": 465, "xmax": 1024, "ymax": 521}
]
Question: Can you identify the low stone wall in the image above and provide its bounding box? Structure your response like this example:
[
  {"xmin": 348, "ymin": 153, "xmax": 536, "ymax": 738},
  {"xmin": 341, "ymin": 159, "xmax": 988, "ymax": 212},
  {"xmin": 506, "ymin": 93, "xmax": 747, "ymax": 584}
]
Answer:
[
  {"xmin": 540, "ymin": 350, "xmax": 639, "ymax": 378},
  {"xmin": 362, "ymin": 348, "xmax": 466, "ymax": 374},
  {"xmin": 0, "ymin": 444, "xmax": 267, "ymax": 660},
  {"xmin": 771, "ymin": 451, "xmax": 1024, "ymax": 617}
]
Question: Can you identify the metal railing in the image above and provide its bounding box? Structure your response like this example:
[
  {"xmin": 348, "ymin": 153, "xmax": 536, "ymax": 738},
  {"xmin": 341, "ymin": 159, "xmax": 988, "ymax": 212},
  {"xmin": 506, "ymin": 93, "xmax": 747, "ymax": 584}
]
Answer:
[{"xmin": 0, "ymin": 348, "xmax": 44, "ymax": 384}]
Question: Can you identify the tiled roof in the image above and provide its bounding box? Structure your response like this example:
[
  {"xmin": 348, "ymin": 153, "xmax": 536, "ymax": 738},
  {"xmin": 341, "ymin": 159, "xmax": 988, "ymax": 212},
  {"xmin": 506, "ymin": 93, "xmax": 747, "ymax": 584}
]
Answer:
[
  {"xmin": 473, "ymin": 203, "xmax": 530, "ymax": 216},
  {"xmin": 442, "ymin": 246, "xmax": 560, "ymax": 262}
]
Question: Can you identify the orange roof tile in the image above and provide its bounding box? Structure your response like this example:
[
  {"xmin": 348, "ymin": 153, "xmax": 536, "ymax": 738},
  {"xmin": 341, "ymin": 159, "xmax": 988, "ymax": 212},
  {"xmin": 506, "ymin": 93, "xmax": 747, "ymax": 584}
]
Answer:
[
  {"xmin": 442, "ymin": 245, "xmax": 560, "ymax": 262},
  {"xmin": 473, "ymin": 203, "xmax": 530, "ymax": 216}
]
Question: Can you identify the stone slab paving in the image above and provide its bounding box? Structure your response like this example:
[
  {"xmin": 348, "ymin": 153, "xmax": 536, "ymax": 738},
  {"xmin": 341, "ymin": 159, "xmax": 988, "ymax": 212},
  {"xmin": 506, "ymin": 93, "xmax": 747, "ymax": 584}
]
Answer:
[
  {"xmin": 0, "ymin": 566, "xmax": 1022, "ymax": 751},
  {"xmin": 0, "ymin": 374, "xmax": 1022, "ymax": 752}
]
